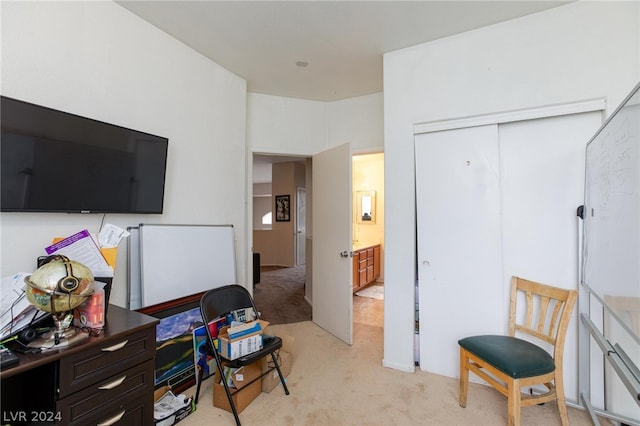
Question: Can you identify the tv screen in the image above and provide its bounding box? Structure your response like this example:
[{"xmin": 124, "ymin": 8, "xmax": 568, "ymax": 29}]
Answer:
[{"xmin": 1, "ymin": 96, "xmax": 168, "ymax": 213}]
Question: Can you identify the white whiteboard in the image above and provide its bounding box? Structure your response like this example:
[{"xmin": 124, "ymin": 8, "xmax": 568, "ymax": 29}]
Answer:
[
  {"xmin": 583, "ymin": 84, "xmax": 640, "ymax": 337},
  {"xmin": 134, "ymin": 224, "xmax": 236, "ymax": 308},
  {"xmin": 582, "ymin": 82, "xmax": 640, "ymax": 419}
]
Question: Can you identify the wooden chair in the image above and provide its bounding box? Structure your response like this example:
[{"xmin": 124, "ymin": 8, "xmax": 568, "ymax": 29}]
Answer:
[{"xmin": 458, "ymin": 276, "xmax": 578, "ymax": 426}]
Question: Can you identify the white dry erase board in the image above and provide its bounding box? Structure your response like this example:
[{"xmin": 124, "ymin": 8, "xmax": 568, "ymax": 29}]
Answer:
[
  {"xmin": 130, "ymin": 224, "xmax": 237, "ymax": 308},
  {"xmin": 581, "ymin": 82, "xmax": 640, "ymax": 420}
]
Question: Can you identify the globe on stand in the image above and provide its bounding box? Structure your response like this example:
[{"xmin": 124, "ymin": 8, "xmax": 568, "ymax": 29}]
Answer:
[{"xmin": 24, "ymin": 256, "xmax": 94, "ymax": 350}]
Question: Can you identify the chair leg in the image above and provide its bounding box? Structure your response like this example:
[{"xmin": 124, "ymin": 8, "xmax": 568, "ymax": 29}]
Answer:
[
  {"xmin": 554, "ymin": 373, "xmax": 569, "ymax": 426},
  {"xmin": 459, "ymin": 347, "xmax": 469, "ymax": 408},
  {"xmin": 214, "ymin": 356, "xmax": 242, "ymax": 426},
  {"xmin": 270, "ymin": 352, "xmax": 290, "ymax": 395},
  {"xmin": 507, "ymin": 379, "xmax": 521, "ymax": 426},
  {"xmin": 194, "ymin": 365, "xmax": 204, "ymax": 404}
]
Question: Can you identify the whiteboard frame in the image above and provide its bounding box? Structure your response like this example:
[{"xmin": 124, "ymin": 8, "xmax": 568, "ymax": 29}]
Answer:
[
  {"xmin": 130, "ymin": 224, "xmax": 237, "ymax": 309},
  {"xmin": 126, "ymin": 226, "xmax": 141, "ymax": 309}
]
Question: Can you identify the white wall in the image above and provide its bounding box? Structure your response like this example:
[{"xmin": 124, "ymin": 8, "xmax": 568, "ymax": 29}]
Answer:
[
  {"xmin": 246, "ymin": 91, "xmax": 384, "ymax": 236},
  {"xmin": 247, "ymin": 93, "xmax": 330, "ymax": 157},
  {"xmin": 329, "ymin": 93, "xmax": 384, "ymax": 154},
  {"xmin": 0, "ymin": 1, "xmax": 248, "ymax": 307},
  {"xmin": 247, "ymin": 92, "xmax": 384, "ymax": 156},
  {"xmin": 383, "ymin": 0, "xmax": 639, "ymax": 374}
]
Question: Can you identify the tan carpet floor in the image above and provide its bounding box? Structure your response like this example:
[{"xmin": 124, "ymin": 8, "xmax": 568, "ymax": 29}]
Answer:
[{"xmin": 180, "ymin": 314, "xmax": 593, "ymax": 426}]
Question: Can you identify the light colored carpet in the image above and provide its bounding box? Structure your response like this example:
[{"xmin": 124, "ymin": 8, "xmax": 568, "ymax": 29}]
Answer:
[
  {"xmin": 180, "ymin": 320, "xmax": 593, "ymax": 426},
  {"xmin": 355, "ymin": 284, "xmax": 384, "ymax": 300},
  {"xmin": 253, "ymin": 265, "xmax": 311, "ymax": 325}
]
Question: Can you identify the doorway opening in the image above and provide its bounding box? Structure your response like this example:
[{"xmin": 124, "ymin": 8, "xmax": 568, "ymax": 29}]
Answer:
[
  {"xmin": 352, "ymin": 152, "xmax": 385, "ymax": 328},
  {"xmin": 252, "ymin": 154, "xmax": 311, "ymax": 325},
  {"xmin": 251, "ymin": 152, "xmax": 384, "ymax": 331}
]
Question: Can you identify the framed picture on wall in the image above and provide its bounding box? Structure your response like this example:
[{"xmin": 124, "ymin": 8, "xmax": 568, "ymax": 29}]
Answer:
[{"xmin": 275, "ymin": 195, "xmax": 290, "ymax": 222}]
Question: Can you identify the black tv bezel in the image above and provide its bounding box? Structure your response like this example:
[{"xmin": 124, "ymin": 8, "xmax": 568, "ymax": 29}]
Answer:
[{"xmin": 0, "ymin": 95, "xmax": 169, "ymax": 214}]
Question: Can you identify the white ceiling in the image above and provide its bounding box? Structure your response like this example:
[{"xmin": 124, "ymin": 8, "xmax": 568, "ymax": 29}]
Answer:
[{"xmin": 117, "ymin": 1, "xmax": 570, "ymax": 102}]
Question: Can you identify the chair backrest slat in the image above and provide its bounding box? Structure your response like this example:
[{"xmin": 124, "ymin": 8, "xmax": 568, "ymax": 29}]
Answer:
[
  {"xmin": 536, "ymin": 295, "xmax": 551, "ymax": 335},
  {"xmin": 509, "ymin": 277, "xmax": 578, "ymax": 354}
]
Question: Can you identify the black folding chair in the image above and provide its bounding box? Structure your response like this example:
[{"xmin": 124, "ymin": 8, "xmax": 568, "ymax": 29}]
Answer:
[{"xmin": 194, "ymin": 284, "xmax": 290, "ymax": 426}]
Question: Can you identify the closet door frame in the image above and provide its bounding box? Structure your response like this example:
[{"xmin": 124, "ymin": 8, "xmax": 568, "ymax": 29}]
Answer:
[{"xmin": 414, "ymin": 99, "xmax": 604, "ymax": 134}]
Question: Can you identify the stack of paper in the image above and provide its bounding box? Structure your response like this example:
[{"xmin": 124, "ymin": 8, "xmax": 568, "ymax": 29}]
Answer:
[
  {"xmin": 0, "ymin": 273, "xmax": 48, "ymax": 340},
  {"xmin": 45, "ymin": 230, "xmax": 113, "ymax": 278}
]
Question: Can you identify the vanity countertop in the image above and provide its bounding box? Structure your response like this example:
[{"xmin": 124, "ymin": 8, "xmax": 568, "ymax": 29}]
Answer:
[{"xmin": 352, "ymin": 242, "xmax": 380, "ymax": 251}]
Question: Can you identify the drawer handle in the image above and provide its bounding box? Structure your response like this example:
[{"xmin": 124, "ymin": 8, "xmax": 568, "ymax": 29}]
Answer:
[
  {"xmin": 99, "ymin": 375, "xmax": 127, "ymax": 390},
  {"xmin": 101, "ymin": 340, "xmax": 128, "ymax": 352},
  {"xmin": 97, "ymin": 410, "xmax": 125, "ymax": 426}
]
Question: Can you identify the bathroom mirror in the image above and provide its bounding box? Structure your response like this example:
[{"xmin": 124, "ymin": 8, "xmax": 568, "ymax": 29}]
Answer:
[{"xmin": 356, "ymin": 190, "xmax": 376, "ymax": 224}]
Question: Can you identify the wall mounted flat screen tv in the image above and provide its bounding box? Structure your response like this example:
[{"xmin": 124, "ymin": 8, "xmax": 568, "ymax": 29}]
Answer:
[{"xmin": 1, "ymin": 96, "xmax": 168, "ymax": 213}]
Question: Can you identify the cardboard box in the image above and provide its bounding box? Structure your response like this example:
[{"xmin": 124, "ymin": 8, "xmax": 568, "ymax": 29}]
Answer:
[
  {"xmin": 213, "ymin": 361, "xmax": 262, "ymax": 413},
  {"xmin": 227, "ymin": 320, "xmax": 263, "ymax": 339},
  {"xmin": 280, "ymin": 335, "xmax": 295, "ymax": 355},
  {"xmin": 218, "ymin": 333, "xmax": 263, "ymax": 360},
  {"xmin": 217, "ymin": 319, "xmax": 269, "ymax": 360},
  {"xmin": 261, "ymin": 350, "xmax": 291, "ymax": 393},
  {"xmin": 261, "ymin": 328, "xmax": 295, "ymax": 355}
]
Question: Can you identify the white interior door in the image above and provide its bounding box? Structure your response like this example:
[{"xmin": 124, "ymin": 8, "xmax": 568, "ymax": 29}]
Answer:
[
  {"xmin": 415, "ymin": 125, "xmax": 503, "ymax": 378},
  {"xmin": 312, "ymin": 143, "xmax": 353, "ymax": 344},
  {"xmin": 296, "ymin": 187, "xmax": 306, "ymax": 265}
]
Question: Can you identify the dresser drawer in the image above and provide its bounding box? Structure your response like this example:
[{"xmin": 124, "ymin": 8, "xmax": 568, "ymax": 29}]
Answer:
[
  {"xmin": 58, "ymin": 327, "xmax": 155, "ymax": 398},
  {"xmin": 95, "ymin": 396, "xmax": 152, "ymax": 426},
  {"xmin": 57, "ymin": 359, "xmax": 154, "ymax": 425}
]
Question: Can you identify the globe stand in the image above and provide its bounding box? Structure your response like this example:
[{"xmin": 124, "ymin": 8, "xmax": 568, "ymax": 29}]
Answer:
[
  {"xmin": 27, "ymin": 311, "xmax": 88, "ymax": 351},
  {"xmin": 24, "ymin": 279, "xmax": 93, "ymax": 352}
]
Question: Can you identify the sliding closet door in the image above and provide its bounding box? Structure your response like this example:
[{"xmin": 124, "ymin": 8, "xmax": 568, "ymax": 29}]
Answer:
[
  {"xmin": 500, "ymin": 112, "xmax": 602, "ymax": 284},
  {"xmin": 415, "ymin": 124, "xmax": 503, "ymax": 378},
  {"xmin": 415, "ymin": 110, "xmax": 602, "ymax": 395},
  {"xmin": 499, "ymin": 111, "xmax": 602, "ymax": 402}
]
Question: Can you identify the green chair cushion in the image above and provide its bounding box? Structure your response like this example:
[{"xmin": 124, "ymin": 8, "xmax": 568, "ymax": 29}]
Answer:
[{"xmin": 459, "ymin": 335, "xmax": 555, "ymax": 379}]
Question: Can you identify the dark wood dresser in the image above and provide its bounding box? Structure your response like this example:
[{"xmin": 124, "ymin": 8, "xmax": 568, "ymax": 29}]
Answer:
[{"xmin": 1, "ymin": 305, "xmax": 158, "ymax": 425}]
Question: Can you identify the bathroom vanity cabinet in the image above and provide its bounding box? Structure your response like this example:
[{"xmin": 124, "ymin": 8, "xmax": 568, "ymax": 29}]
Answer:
[{"xmin": 352, "ymin": 244, "xmax": 381, "ymax": 292}]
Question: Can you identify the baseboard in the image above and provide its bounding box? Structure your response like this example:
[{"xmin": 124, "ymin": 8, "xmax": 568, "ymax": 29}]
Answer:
[{"xmin": 382, "ymin": 359, "xmax": 415, "ymax": 373}]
